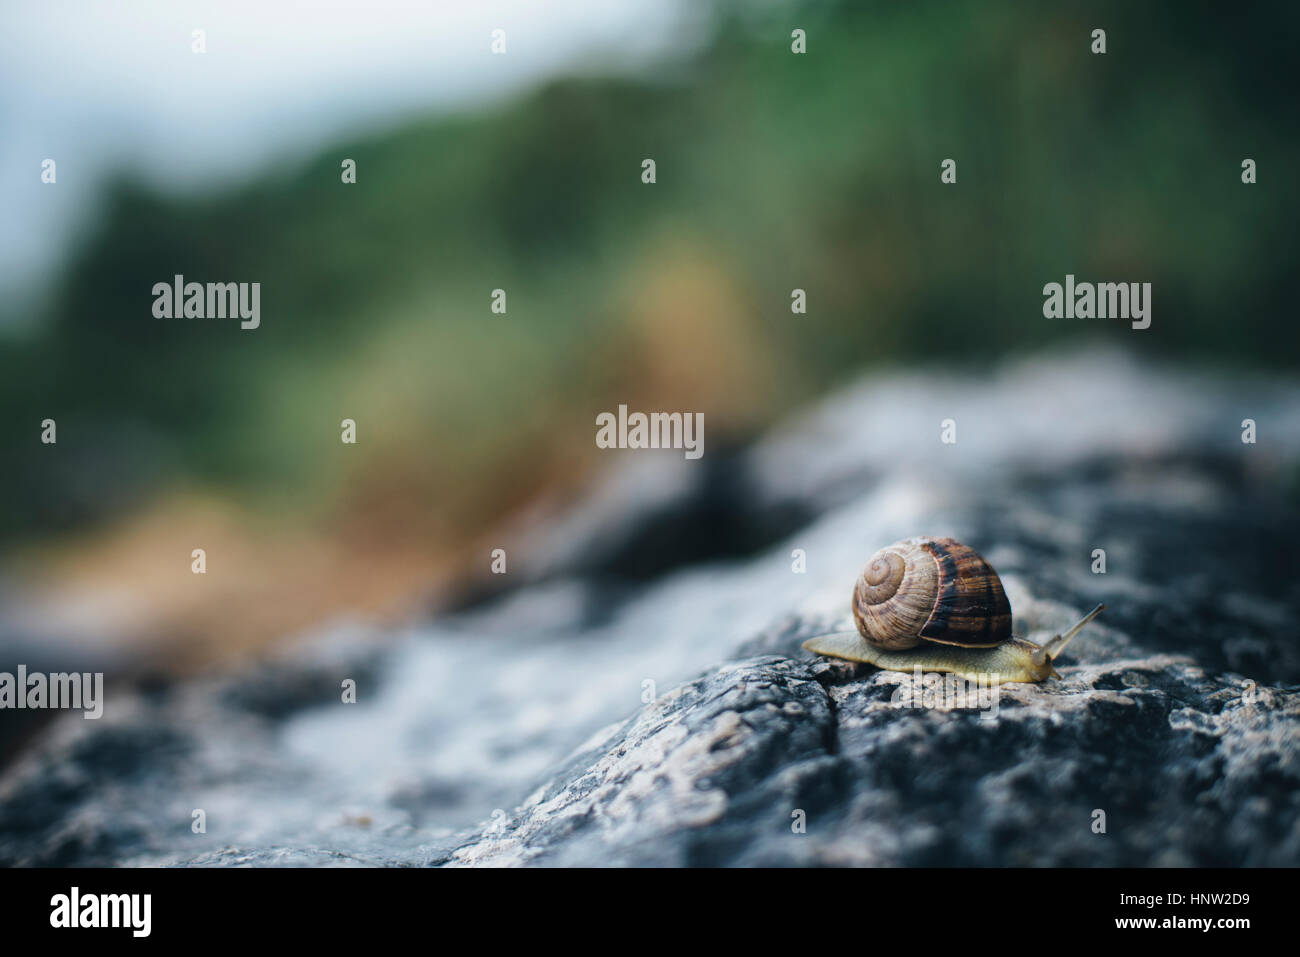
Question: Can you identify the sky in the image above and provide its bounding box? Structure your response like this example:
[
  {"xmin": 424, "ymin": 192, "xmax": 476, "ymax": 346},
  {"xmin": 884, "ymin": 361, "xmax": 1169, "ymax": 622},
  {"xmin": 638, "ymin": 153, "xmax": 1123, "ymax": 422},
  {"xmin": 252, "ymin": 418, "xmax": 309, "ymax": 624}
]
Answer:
[{"xmin": 0, "ymin": 0, "xmax": 693, "ymax": 319}]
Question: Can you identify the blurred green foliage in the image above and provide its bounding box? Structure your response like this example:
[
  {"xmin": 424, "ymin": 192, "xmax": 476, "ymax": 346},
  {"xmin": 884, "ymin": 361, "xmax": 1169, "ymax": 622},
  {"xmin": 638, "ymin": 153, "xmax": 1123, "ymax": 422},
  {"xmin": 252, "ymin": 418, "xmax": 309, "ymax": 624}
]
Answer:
[{"xmin": 3, "ymin": 0, "xmax": 1297, "ymax": 542}]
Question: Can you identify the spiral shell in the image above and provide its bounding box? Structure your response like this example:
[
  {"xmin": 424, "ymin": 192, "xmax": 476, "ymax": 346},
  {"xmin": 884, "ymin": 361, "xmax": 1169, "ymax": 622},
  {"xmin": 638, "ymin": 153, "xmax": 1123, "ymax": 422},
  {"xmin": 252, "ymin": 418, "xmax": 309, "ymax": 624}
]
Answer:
[{"xmin": 851, "ymin": 537, "xmax": 1012, "ymax": 650}]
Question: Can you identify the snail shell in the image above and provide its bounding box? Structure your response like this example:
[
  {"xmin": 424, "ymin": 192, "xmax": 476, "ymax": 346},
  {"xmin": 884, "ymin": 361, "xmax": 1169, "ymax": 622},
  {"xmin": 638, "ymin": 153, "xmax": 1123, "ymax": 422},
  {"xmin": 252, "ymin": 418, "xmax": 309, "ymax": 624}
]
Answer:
[{"xmin": 852, "ymin": 537, "xmax": 1013, "ymax": 650}]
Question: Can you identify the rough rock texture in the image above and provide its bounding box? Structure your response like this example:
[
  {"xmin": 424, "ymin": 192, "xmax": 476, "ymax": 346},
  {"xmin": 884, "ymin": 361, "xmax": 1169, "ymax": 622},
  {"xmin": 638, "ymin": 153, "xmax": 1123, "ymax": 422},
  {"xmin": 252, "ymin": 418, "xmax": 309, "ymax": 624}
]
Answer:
[
  {"xmin": 446, "ymin": 657, "xmax": 1300, "ymax": 866},
  {"xmin": 1, "ymin": 348, "xmax": 1297, "ymax": 866}
]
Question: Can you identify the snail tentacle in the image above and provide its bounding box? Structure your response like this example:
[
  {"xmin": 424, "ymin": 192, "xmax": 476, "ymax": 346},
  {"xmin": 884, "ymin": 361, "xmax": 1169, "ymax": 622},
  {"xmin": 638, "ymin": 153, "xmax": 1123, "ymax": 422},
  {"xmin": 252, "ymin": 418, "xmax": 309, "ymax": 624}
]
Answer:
[{"xmin": 1038, "ymin": 603, "xmax": 1106, "ymax": 663}]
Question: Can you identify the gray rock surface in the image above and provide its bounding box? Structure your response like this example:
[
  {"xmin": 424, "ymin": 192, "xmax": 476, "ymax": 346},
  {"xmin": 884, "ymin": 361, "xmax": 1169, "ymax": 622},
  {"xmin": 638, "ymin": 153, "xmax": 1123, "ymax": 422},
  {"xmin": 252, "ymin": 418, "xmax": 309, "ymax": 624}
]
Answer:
[{"xmin": 1, "ymin": 347, "xmax": 1297, "ymax": 866}]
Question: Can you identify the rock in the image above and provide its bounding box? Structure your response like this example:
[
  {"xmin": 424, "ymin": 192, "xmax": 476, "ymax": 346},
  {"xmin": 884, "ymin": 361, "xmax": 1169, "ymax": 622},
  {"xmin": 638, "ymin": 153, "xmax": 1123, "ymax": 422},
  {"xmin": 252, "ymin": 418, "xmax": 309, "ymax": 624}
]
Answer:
[
  {"xmin": 1, "ymin": 347, "xmax": 1297, "ymax": 866},
  {"xmin": 446, "ymin": 654, "xmax": 1299, "ymax": 866}
]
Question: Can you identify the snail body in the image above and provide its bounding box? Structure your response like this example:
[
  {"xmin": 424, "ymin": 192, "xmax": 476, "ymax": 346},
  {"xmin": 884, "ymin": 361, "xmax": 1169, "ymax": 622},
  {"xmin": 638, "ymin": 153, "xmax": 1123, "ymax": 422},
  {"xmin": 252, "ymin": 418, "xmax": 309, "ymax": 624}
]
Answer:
[{"xmin": 802, "ymin": 537, "xmax": 1103, "ymax": 684}]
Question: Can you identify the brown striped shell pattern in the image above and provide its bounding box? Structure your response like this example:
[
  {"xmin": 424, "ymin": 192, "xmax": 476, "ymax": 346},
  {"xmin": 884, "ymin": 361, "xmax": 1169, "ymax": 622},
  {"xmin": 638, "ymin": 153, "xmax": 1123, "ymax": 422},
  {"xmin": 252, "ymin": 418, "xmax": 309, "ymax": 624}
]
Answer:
[{"xmin": 851, "ymin": 537, "xmax": 1014, "ymax": 651}]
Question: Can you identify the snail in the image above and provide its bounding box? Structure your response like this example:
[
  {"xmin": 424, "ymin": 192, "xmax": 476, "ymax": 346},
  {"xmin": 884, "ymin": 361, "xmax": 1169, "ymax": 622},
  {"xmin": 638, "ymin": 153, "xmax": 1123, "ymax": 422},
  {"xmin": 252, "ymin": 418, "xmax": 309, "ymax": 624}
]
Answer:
[{"xmin": 802, "ymin": 537, "xmax": 1104, "ymax": 684}]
